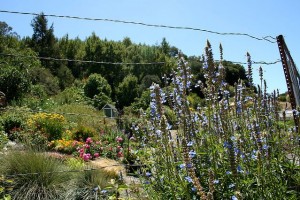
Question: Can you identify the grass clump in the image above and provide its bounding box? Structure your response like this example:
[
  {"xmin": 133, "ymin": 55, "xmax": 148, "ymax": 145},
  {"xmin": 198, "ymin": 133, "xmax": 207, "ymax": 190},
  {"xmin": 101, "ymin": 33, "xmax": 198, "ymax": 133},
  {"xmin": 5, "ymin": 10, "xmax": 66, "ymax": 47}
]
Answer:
[{"xmin": 0, "ymin": 151, "xmax": 77, "ymax": 200}]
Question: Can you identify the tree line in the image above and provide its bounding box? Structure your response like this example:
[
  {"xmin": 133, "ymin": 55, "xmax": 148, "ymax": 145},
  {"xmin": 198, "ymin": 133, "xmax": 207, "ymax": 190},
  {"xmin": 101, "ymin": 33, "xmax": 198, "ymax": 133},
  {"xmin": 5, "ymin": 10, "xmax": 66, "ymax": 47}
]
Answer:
[{"xmin": 0, "ymin": 13, "xmax": 247, "ymax": 111}]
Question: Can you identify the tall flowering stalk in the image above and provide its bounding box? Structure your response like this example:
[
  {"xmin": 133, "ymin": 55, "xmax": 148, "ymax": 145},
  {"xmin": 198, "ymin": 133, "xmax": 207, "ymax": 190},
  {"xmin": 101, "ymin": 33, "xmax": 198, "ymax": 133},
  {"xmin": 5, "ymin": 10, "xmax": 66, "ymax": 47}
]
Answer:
[{"xmin": 138, "ymin": 43, "xmax": 299, "ymax": 199}]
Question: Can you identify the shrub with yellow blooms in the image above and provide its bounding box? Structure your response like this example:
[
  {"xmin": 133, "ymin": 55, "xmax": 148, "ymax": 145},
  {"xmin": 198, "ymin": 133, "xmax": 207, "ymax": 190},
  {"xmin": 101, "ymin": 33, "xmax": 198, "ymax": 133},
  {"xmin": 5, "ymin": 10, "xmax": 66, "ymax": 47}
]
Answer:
[{"xmin": 27, "ymin": 112, "xmax": 66, "ymax": 141}]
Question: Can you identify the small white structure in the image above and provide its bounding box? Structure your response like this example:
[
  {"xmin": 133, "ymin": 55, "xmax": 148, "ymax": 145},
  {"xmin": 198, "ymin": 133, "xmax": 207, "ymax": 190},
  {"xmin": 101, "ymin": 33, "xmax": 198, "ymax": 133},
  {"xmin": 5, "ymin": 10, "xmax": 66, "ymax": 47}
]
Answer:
[{"xmin": 101, "ymin": 104, "xmax": 118, "ymax": 118}]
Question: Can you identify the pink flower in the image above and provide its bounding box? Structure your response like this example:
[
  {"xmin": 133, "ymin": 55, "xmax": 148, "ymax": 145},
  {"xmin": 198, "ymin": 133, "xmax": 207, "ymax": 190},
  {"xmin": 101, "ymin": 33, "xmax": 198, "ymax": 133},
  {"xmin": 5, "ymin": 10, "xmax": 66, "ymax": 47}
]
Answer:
[
  {"xmin": 96, "ymin": 141, "xmax": 100, "ymax": 145},
  {"xmin": 79, "ymin": 148, "xmax": 85, "ymax": 153},
  {"xmin": 117, "ymin": 152, "xmax": 123, "ymax": 157},
  {"xmin": 94, "ymin": 153, "xmax": 100, "ymax": 158},
  {"xmin": 116, "ymin": 136, "xmax": 123, "ymax": 143},
  {"xmin": 85, "ymin": 144, "xmax": 90, "ymax": 149},
  {"xmin": 86, "ymin": 137, "xmax": 93, "ymax": 144},
  {"xmin": 83, "ymin": 153, "xmax": 91, "ymax": 161}
]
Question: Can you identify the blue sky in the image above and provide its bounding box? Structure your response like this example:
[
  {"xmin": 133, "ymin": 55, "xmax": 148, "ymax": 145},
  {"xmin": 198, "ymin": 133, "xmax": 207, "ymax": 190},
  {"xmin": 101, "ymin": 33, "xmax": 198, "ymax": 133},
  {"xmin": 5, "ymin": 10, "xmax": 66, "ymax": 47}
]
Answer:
[{"xmin": 1, "ymin": 0, "xmax": 300, "ymax": 93}]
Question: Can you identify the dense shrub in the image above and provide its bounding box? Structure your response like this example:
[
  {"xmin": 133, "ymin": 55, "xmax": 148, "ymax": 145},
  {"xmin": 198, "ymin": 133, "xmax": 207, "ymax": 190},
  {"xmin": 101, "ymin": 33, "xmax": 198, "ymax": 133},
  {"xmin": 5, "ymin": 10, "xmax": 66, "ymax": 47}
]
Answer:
[
  {"xmin": 0, "ymin": 65, "xmax": 31, "ymax": 102},
  {"xmin": 27, "ymin": 112, "xmax": 66, "ymax": 141},
  {"xmin": 72, "ymin": 126, "xmax": 96, "ymax": 142}
]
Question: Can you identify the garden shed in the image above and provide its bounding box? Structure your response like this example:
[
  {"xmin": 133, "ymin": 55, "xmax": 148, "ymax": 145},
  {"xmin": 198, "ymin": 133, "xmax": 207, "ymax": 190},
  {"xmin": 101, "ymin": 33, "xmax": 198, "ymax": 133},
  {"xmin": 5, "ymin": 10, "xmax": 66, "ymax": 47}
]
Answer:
[{"xmin": 101, "ymin": 104, "xmax": 118, "ymax": 118}]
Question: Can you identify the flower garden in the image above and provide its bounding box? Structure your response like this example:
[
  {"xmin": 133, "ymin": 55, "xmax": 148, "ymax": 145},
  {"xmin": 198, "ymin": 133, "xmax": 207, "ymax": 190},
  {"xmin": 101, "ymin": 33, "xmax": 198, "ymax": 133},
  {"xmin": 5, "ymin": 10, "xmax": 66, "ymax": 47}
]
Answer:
[{"xmin": 0, "ymin": 43, "xmax": 299, "ymax": 199}]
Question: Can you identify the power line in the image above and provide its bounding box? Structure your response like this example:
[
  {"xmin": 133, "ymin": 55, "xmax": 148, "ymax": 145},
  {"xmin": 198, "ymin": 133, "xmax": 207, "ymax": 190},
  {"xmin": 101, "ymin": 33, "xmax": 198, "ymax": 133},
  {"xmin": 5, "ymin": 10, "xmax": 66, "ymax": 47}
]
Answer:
[
  {"xmin": 0, "ymin": 10, "xmax": 277, "ymax": 43},
  {"xmin": 0, "ymin": 53, "xmax": 166, "ymax": 65},
  {"xmin": 2, "ymin": 107, "xmax": 117, "ymax": 119},
  {"xmin": 219, "ymin": 59, "xmax": 282, "ymax": 65},
  {"xmin": 0, "ymin": 52, "xmax": 282, "ymax": 66},
  {"xmin": 4, "ymin": 163, "xmax": 144, "ymax": 178}
]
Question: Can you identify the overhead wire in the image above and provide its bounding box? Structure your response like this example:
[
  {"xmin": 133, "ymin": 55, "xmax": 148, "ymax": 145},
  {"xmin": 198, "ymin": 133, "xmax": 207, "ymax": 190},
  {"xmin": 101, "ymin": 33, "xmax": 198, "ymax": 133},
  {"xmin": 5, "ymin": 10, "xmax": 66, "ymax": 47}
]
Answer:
[
  {"xmin": 0, "ymin": 52, "xmax": 282, "ymax": 66},
  {"xmin": 0, "ymin": 53, "xmax": 166, "ymax": 65},
  {"xmin": 0, "ymin": 10, "xmax": 277, "ymax": 43},
  {"xmin": 4, "ymin": 163, "xmax": 144, "ymax": 178},
  {"xmin": 1, "ymin": 107, "xmax": 118, "ymax": 119}
]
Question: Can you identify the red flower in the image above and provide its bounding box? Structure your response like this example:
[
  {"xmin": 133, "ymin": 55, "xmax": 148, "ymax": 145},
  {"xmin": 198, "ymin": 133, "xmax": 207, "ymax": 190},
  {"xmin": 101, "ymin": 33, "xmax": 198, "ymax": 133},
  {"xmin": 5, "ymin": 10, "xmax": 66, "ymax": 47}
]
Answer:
[{"xmin": 117, "ymin": 152, "xmax": 123, "ymax": 157}]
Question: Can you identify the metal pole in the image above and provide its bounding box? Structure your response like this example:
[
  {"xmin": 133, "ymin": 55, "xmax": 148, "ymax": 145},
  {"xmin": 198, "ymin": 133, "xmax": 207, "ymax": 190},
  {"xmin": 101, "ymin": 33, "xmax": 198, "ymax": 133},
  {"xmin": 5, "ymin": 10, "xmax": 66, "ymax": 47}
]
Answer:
[{"xmin": 277, "ymin": 35, "xmax": 299, "ymax": 132}]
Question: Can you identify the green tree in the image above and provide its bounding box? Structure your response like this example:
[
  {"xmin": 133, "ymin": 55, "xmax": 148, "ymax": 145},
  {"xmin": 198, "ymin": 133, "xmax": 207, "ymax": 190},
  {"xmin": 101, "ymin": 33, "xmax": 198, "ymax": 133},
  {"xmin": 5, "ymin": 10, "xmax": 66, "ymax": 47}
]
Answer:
[
  {"xmin": 140, "ymin": 74, "xmax": 161, "ymax": 92},
  {"xmin": 116, "ymin": 74, "xmax": 139, "ymax": 109},
  {"xmin": 57, "ymin": 65, "xmax": 75, "ymax": 89},
  {"xmin": 160, "ymin": 37, "xmax": 170, "ymax": 55},
  {"xmin": 223, "ymin": 61, "xmax": 247, "ymax": 85},
  {"xmin": 84, "ymin": 32, "xmax": 103, "ymax": 76},
  {"xmin": 122, "ymin": 37, "xmax": 132, "ymax": 47},
  {"xmin": 29, "ymin": 66, "xmax": 60, "ymax": 95},
  {"xmin": 84, "ymin": 73, "xmax": 112, "ymax": 109},
  {"xmin": 0, "ymin": 65, "xmax": 31, "ymax": 102},
  {"xmin": 30, "ymin": 13, "xmax": 58, "ymax": 71},
  {"xmin": 58, "ymin": 35, "xmax": 85, "ymax": 78},
  {"xmin": 0, "ymin": 21, "xmax": 20, "ymax": 52}
]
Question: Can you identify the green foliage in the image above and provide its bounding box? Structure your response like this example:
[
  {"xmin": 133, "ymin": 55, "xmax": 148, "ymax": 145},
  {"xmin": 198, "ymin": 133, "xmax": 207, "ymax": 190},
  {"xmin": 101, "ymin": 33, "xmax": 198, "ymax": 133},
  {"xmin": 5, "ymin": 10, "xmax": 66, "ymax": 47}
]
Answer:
[
  {"xmin": 49, "ymin": 103, "xmax": 116, "ymax": 131},
  {"xmin": 84, "ymin": 73, "xmax": 112, "ymax": 109},
  {"xmin": 131, "ymin": 89, "xmax": 151, "ymax": 113},
  {"xmin": 140, "ymin": 74, "xmax": 161, "ymax": 92},
  {"xmin": 93, "ymin": 93, "xmax": 112, "ymax": 110},
  {"xmin": 116, "ymin": 74, "xmax": 139, "ymax": 109},
  {"xmin": 72, "ymin": 125, "xmax": 96, "ymax": 142},
  {"xmin": 54, "ymin": 86, "xmax": 85, "ymax": 105},
  {"xmin": 57, "ymin": 65, "xmax": 75, "ymax": 89},
  {"xmin": 0, "ymin": 175, "xmax": 14, "ymax": 200},
  {"xmin": 0, "ymin": 107, "xmax": 29, "ymax": 140},
  {"xmin": 29, "ymin": 66, "xmax": 61, "ymax": 95},
  {"xmin": 20, "ymin": 130, "xmax": 49, "ymax": 151},
  {"xmin": 58, "ymin": 35, "xmax": 85, "ymax": 78},
  {"xmin": 1, "ymin": 114, "xmax": 22, "ymax": 134},
  {"xmin": 278, "ymin": 92, "xmax": 287, "ymax": 102},
  {"xmin": 187, "ymin": 92, "xmax": 203, "ymax": 109},
  {"xmin": 84, "ymin": 73, "xmax": 111, "ymax": 99},
  {"xmin": 134, "ymin": 51, "xmax": 300, "ymax": 199},
  {"xmin": 30, "ymin": 13, "xmax": 58, "ymax": 71},
  {"xmin": 223, "ymin": 60, "xmax": 247, "ymax": 85},
  {"xmin": 0, "ymin": 65, "xmax": 31, "ymax": 102},
  {"xmin": 0, "ymin": 151, "xmax": 77, "ymax": 200},
  {"xmin": 27, "ymin": 112, "xmax": 66, "ymax": 141},
  {"xmin": 75, "ymin": 169, "xmax": 119, "ymax": 200},
  {"xmin": 0, "ymin": 131, "xmax": 8, "ymax": 149}
]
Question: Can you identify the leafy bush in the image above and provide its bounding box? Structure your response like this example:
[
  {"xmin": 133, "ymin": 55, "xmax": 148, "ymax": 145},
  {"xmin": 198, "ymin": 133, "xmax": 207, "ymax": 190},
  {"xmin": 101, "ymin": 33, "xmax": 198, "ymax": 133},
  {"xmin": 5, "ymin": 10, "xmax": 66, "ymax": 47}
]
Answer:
[
  {"xmin": 20, "ymin": 130, "xmax": 49, "ymax": 151},
  {"xmin": 28, "ymin": 66, "xmax": 60, "ymax": 96},
  {"xmin": 76, "ymin": 136, "xmax": 124, "ymax": 161},
  {"xmin": 1, "ymin": 114, "xmax": 22, "ymax": 134},
  {"xmin": 0, "ymin": 65, "xmax": 31, "ymax": 102},
  {"xmin": 27, "ymin": 112, "xmax": 66, "ymax": 141},
  {"xmin": 48, "ymin": 139, "xmax": 83, "ymax": 154},
  {"xmin": 54, "ymin": 86, "xmax": 86, "ymax": 105},
  {"xmin": 84, "ymin": 73, "xmax": 111, "ymax": 99},
  {"xmin": 0, "ymin": 131, "xmax": 8, "ymax": 149},
  {"xmin": 0, "ymin": 107, "xmax": 29, "ymax": 140},
  {"xmin": 72, "ymin": 126, "xmax": 96, "ymax": 142}
]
